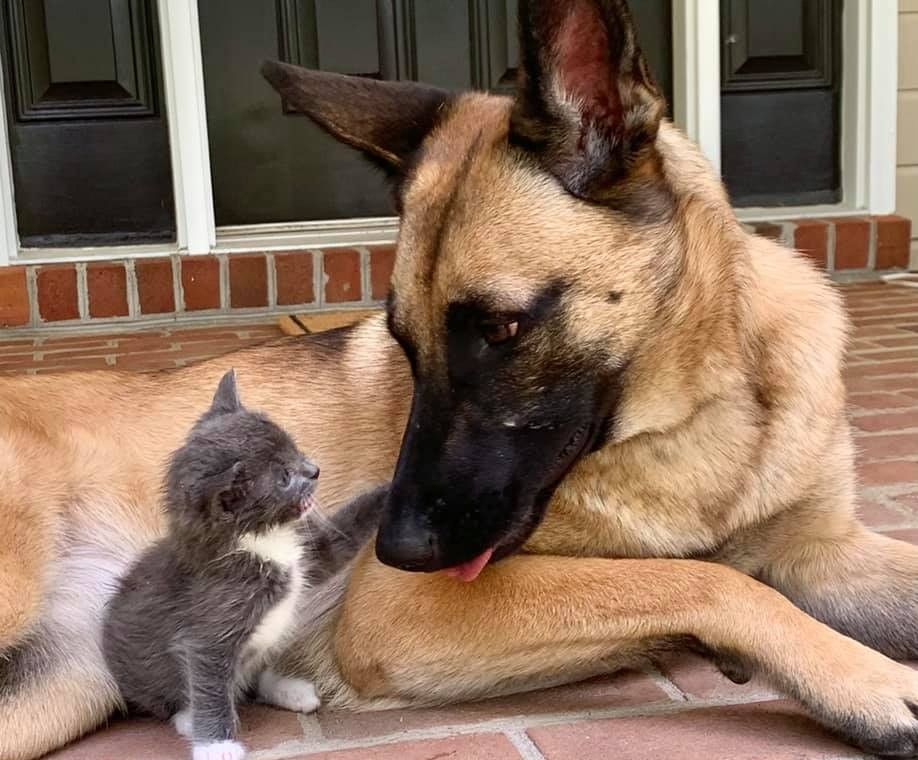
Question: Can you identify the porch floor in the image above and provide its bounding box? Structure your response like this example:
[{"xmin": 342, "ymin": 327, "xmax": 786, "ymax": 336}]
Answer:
[{"xmin": 3, "ymin": 281, "xmax": 918, "ymax": 760}]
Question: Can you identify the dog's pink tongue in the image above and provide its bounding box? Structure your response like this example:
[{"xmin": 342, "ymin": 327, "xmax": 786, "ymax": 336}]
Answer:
[{"xmin": 442, "ymin": 547, "xmax": 494, "ymax": 582}]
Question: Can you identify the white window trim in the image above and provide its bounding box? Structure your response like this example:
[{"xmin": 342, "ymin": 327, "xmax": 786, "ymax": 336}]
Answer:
[
  {"xmin": 157, "ymin": 0, "xmax": 215, "ymax": 254},
  {"xmin": 0, "ymin": 54, "xmax": 18, "ymax": 267},
  {"xmin": 0, "ymin": 0, "xmax": 900, "ymax": 266}
]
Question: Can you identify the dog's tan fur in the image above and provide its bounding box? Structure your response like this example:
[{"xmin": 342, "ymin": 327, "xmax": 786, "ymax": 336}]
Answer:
[{"xmin": 4, "ymin": 1, "xmax": 918, "ymax": 757}]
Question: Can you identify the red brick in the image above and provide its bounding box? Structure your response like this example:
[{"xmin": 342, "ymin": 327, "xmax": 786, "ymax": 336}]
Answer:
[
  {"xmin": 856, "ymin": 315, "xmax": 918, "ymax": 329},
  {"xmin": 846, "ymin": 376, "xmax": 918, "ymax": 394},
  {"xmin": 237, "ymin": 704, "xmax": 305, "ymax": 751},
  {"xmin": 323, "ymin": 248, "xmax": 361, "ymax": 303},
  {"xmin": 275, "ymin": 251, "xmax": 314, "ymax": 306},
  {"xmin": 858, "ymin": 499, "xmax": 910, "ymax": 528},
  {"xmin": 369, "ymin": 244, "xmax": 396, "ymax": 300},
  {"xmin": 0, "ymin": 266, "xmax": 29, "ymax": 327},
  {"xmin": 832, "ymin": 217, "xmax": 870, "ymax": 270},
  {"xmin": 848, "ymin": 392, "xmax": 917, "ymax": 411},
  {"xmin": 228, "ymin": 254, "xmax": 268, "ymax": 309},
  {"xmin": 39, "ymin": 336, "xmax": 117, "ymax": 349},
  {"xmin": 318, "ymin": 671, "xmax": 668, "ymax": 742},
  {"xmin": 857, "ymin": 460, "xmax": 918, "ymax": 486},
  {"xmin": 32, "ymin": 357, "xmax": 113, "ymax": 373},
  {"xmin": 891, "ymin": 492, "xmax": 918, "ymax": 512},
  {"xmin": 793, "ymin": 219, "xmax": 829, "ymax": 269},
  {"xmin": 875, "ymin": 215, "xmax": 911, "ymax": 270},
  {"xmin": 180, "ymin": 257, "xmax": 221, "ymax": 311},
  {"xmin": 851, "ymin": 348, "xmax": 918, "ymax": 363},
  {"xmin": 752, "ymin": 222, "xmax": 783, "ymax": 241},
  {"xmin": 856, "ymin": 433, "xmax": 918, "ymax": 463},
  {"xmin": 656, "ymin": 653, "xmax": 779, "ymax": 701},
  {"xmin": 885, "ymin": 529, "xmax": 918, "ymax": 544},
  {"xmin": 528, "ymin": 701, "xmax": 863, "ymax": 760},
  {"xmin": 290, "ymin": 734, "xmax": 521, "ymax": 760},
  {"xmin": 136, "ymin": 258, "xmax": 175, "ymax": 315},
  {"xmin": 847, "ymin": 360, "xmax": 918, "ymax": 377},
  {"xmin": 854, "ymin": 410, "xmax": 918, "ymax": 433},
  {"xmin": 852, "ymin": 324, "xmax": 907, "ymax": 339},
  {"xmin": 44, "ymin": 717, "xmax": 186, "ymax": 760},
  {"xmin": 86, "ymin": 262, "xmax": 129, "ymax": 318},
  {"xmin": 872, "ymin": 336, "xmax": 918, "ymax": 349},
  {"xmin": 36, "ymin": 265, "xmax": 79, "ymax": 322}
]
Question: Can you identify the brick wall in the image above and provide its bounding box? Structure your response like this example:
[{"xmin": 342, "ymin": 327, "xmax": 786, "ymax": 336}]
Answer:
[
  {"xmin": 0, "ymin": 215, "xmax": 912, "ymax": 331},
  {"xmin": 745, "ymin": 214, "xmax": 912, "ymax": 273},
  {"xmin": 0, "ymin": 245, "xmax": 395, "ymax": 330}
]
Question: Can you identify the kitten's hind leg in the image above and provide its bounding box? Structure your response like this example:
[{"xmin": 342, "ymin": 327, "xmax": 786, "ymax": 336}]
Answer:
[{"xmin": 256, "ymin": 669, "xmax": 320, "ymax": 714}]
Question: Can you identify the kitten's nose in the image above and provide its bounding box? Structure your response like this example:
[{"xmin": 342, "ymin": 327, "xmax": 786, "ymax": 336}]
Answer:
[{"xmin": 302, "ymin": 461, "xmax": 320, "ymax": 481}]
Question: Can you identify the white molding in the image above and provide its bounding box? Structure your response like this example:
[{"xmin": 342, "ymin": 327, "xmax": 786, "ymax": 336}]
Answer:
[
  {"xmin": 157, "ymin": 0, "xmax": 215, "ymax": 254},
  {"xmin": 16, "ymin": 242, "xmax": 177, "ymax": 266},
  {"xmin": 861, "ymin": 0, "xmax": 898, "ymax": 213},
  {"xmin": 735, "ymin": 205, "xmax": 865, "ymax": 223},
  {"xmin": 215, "ymin": 218, "xmax": 399, "ymax": 252},
  {"xmin": 671, "ymin": 0, "xmax": 721, "ymax": 174},
  {"xmin": 0, "ymin": 55, "xmax": 18, "ymax": 265}
]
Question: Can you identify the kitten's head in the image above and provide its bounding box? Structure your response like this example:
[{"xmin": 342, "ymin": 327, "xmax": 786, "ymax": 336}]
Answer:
[{"xmin": 166, "ymin": 369, "xmax": 319, "ymax": 535}]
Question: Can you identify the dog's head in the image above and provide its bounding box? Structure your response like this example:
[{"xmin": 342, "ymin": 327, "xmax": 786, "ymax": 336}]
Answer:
[{"xmin": 263, "ymin": 0, "xmax": 734, "ymax": 577}]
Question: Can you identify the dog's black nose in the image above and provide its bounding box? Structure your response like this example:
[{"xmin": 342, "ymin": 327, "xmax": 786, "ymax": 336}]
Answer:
[{"xmin": 375, "ymin": 511, "xmax": 440, "ymax": 572}]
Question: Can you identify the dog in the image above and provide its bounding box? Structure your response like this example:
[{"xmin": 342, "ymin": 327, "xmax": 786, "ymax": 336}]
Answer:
[{"xmin": 2, "ymin": 1, "xmax": 918, "ymax": 758}]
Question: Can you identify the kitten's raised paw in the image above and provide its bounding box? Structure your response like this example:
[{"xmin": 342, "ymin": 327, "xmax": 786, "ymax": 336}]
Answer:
[
  {"xmin": 172, "ymin": 709, "xmax": 193, "ymax": 738},
  {"xmin": 192, "ymin": 739, "xmax": 246, "ymax": 760},
  {"xmin": 257, "ymin": 669, "xmax": 321, "ymax": 713}
]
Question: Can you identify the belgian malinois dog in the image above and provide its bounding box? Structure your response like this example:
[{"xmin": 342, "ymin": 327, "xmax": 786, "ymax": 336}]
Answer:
[{"xmin": 2, "ymin": 1, "xmax": 918, "ymax": 757}]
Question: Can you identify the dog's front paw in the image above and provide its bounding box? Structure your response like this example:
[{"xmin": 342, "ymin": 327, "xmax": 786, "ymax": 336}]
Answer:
[
  {"xmin": 192, "ymin": 739, "xmax": 246, "ymax": 760},
  {"xmin": 815, "ymin": 652, "xmax": 918, "ymax": 758},
  {"xmin": 256, "ymin": 669, "xmax": 321, "ymax": 714}
]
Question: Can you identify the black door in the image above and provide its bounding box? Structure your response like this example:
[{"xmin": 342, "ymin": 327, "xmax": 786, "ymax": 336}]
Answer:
[
  {"xmin": 198, "ymin": 0, "xmax": 673, "ymax": 227},
  {"xmin": 0, "ymin": 0, "xmax": 174, "ymax": 247},
  {"xmin": 720, "ymin": 0, "xmax": 842, "ymax": 208}
]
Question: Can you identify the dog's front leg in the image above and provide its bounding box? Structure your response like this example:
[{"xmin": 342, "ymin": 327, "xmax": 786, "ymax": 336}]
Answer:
[
  {"xmin": 762, "ymin": 511, "xmax": 918, "ymax": 661},
  {"xmin": 332, "ymin": 550, "xmax": 918, "ymax": 759}
]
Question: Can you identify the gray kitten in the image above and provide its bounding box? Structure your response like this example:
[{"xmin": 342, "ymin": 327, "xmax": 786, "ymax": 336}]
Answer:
[{"xmin": 103, "ymin": 369, "xmax": 386, "ymax": 760}]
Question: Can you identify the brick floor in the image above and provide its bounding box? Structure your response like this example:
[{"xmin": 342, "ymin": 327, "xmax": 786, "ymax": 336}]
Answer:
[{"xmin": 8, "ymin": 281, "xmax": 918, "ymax": 759}]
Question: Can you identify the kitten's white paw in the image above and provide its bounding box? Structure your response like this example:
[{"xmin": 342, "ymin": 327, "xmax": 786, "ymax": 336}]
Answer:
[
  {"xmin": 172, "ymin": 708, "xmax": 193, "ymax": 738},
  {"xmin": 191, "ymin": 739, "xmax": 246, "ymax": 760},
  {"xmin": 256, "ymin": 669, "xmax": 321, "ymax": 714}
]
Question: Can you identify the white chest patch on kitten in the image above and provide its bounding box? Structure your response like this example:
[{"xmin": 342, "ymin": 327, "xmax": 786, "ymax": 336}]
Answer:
[{"xmin": 238, "ymin": 524, "xmax": 305, "ymax": 659}]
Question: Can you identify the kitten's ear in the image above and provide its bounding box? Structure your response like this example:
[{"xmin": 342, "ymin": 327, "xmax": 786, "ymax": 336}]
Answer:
[{"xmin": 210, "ymin": 369, "xmax": 241, "ymax": 415}]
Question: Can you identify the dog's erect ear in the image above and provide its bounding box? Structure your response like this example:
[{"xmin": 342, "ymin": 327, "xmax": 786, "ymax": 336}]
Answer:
[
  {"xmin": 210, "ymin": 369, "xmax": 241, "ymax": 416},
  {"xmin": 510, "ymin": 0, "xmax": 666, "ymax": 201},
  {"xmin": 261, "ymin": 60, "xmax": 451, "ymax": 176}
]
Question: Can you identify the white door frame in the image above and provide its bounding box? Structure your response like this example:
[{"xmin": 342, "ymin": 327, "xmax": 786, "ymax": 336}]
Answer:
[{"xmin": 0, "ymin": 0, "xmax": 900, "ymax": 265}]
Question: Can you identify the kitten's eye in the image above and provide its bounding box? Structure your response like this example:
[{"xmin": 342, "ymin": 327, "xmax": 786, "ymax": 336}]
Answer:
[
  {"xmin": 279, "ymin": 468, "xmax": 291, "ymax": 487},
  {"xmin": 479, "ymin": 318, "xmax": 519, "ymax": 346}
]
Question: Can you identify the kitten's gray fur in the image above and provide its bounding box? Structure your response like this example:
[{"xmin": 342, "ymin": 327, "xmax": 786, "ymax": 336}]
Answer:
[{"xmin": 102, "ymin": 369, "xmax": 387, "ymax": 750}]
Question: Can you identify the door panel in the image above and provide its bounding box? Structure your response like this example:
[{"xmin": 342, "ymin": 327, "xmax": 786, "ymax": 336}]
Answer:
[
  {"xmin": 200, "ymin": 0, "xmax": 672, "ymax": 226},
  {"xmin": 720, "ymin": 0, "xmax": 841, "ymax": 207},
  {"xmin": 0, "ymin": 0, "xmax": 174, "ymax": 246}
]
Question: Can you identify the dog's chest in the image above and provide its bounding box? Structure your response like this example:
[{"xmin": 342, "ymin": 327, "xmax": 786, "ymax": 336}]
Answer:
[{"xmin": 237, "ymin": 525, "xmax": 305, "ymax": 659}]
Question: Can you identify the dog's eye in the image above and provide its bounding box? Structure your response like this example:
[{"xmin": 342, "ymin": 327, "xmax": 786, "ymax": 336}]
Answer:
[{"xmin": 479, "ymin": 318, "xmax": 519, "ymax": 346}]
